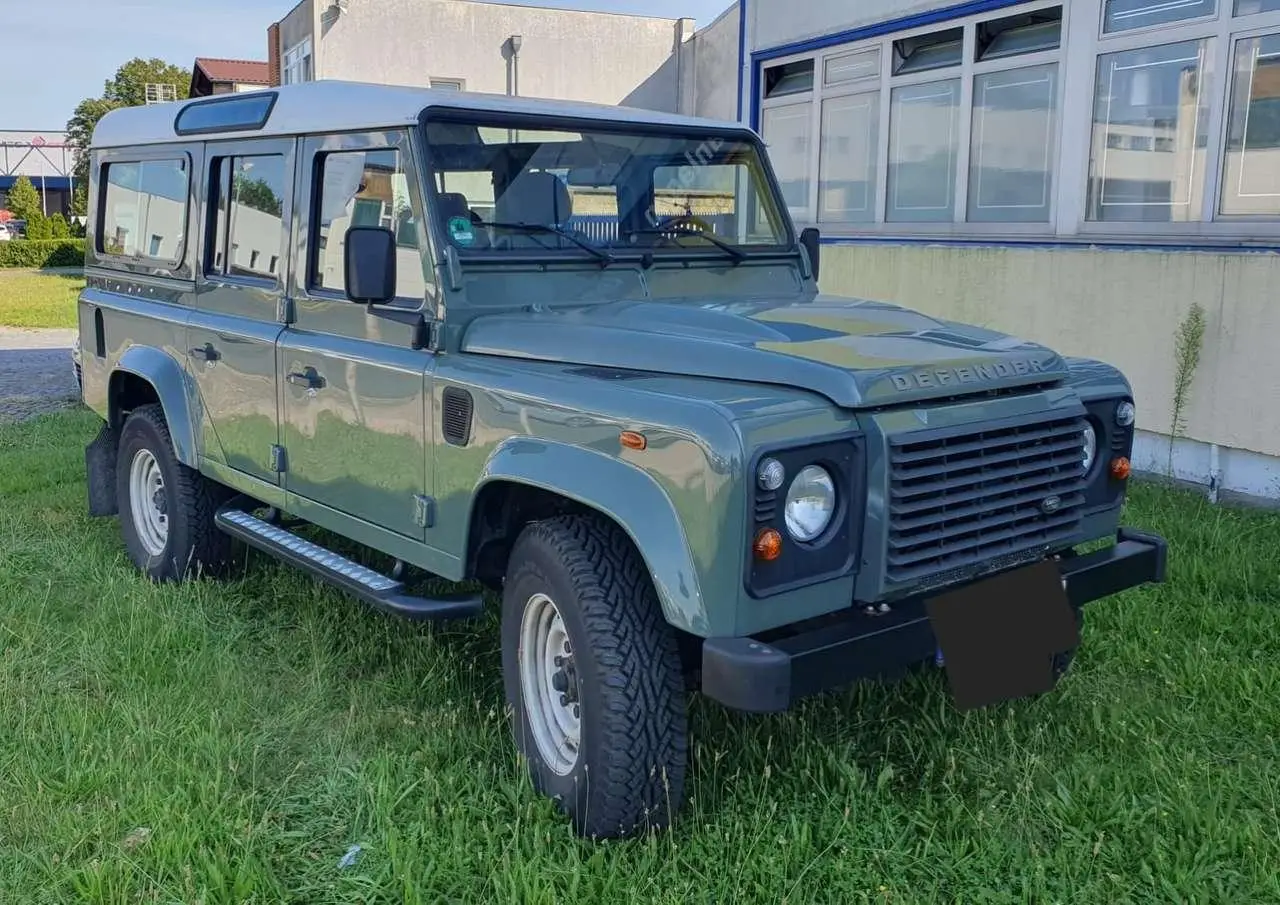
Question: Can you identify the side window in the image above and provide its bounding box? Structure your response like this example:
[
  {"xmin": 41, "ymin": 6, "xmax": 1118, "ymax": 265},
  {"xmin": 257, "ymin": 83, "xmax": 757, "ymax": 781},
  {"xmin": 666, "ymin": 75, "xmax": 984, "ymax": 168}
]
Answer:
[
  {"xmin": 312, "ymin": 147, "xmax": 425, "ymax": 304},
  {"xmin": 98, "ymin": 158, "xmax": 189, "ymax": 263},
  {"xmin": 207, "ymin": 154, "xmax": 286, "ymax": 282}
]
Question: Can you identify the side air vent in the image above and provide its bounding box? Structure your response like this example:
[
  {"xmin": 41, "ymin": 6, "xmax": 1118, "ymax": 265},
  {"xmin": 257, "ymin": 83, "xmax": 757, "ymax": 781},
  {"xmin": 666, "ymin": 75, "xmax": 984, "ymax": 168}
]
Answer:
[{"xmin": 442, "ymin": 387, "xmax": 474, "ymax": 446}]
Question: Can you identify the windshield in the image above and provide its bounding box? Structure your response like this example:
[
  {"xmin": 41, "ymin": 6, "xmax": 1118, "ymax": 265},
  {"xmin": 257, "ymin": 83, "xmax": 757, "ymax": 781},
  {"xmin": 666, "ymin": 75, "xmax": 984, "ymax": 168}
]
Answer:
[{"xmin": 421, "ymin": 114, "xmax": 792, "ymax": 261}]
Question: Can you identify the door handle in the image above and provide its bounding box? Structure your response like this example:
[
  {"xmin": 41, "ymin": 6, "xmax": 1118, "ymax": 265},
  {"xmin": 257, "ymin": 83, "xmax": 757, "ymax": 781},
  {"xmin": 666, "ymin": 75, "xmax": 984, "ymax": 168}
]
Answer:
[
  {"xmin": 188, "ymin": 343, "xmax": 220, "ymax": 363},
  {"xmin": 287, "ymin": 367, "xmax": 325, "ymax": 390}
]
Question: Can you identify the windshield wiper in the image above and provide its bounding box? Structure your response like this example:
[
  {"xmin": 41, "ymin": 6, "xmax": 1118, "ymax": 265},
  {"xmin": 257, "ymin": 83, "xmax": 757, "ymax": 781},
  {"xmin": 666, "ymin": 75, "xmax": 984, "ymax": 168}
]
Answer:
[
  {"xmin": 477, "ymin": 220, "xmax": 616, "ymax": 266},
  {"xmin": 628, "ymin": 227, "xmax": 747, "ymax": 265}
]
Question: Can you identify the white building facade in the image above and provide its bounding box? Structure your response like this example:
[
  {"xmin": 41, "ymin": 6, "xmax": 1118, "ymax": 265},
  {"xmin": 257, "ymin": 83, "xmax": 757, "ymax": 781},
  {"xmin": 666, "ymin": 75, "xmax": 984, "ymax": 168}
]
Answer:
[{"xmin": 735, "ymin": 0, "xmax": 1280, "ymax": 501}]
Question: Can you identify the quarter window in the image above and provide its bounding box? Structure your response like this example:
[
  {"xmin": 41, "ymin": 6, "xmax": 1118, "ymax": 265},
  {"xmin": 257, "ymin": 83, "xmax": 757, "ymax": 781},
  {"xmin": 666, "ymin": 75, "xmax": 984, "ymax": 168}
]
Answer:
[
  {"xmin": 208, "ymin": 154, "xmax": 286, "ymax": 281},
  {"xmin": 98, "ymin": 158, "xmax": 189, "ymax": 262},
  {"xmin": 312, "ymin": 147, "xmax": 425, "ymax": 304}
]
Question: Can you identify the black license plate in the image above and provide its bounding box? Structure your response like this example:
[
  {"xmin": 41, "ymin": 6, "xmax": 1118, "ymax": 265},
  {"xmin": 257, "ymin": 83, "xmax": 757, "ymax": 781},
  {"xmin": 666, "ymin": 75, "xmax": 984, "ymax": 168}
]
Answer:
[{"xmin": 925, "ymin": 559, "xmax": 1080, "ymax": 710}]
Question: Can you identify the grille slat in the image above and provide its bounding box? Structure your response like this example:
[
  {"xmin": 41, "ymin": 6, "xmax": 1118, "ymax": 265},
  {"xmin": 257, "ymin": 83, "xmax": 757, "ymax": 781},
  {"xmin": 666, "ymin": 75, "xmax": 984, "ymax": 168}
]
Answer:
[
  {"xmin": 885, "ymin": 412, "xmax": 1087, "ymax": 586},
  {"xmin": 890, "ymin": 467, "xmax": 1083, "ymax": 517},
  {"xmin": 890, "ymin": 435, "xmax": 1085, "ymax": 481},
  {"xmin": 891, "ymin": 420, "xmax": 1082, "ymax": 464},
  {"xmin": 888, "ymin": 496, "xmax": 1084, "ymax": 553},
  {"xmin": 890, "ymin": 449, "xmax": 1084, "ymax": 501}
]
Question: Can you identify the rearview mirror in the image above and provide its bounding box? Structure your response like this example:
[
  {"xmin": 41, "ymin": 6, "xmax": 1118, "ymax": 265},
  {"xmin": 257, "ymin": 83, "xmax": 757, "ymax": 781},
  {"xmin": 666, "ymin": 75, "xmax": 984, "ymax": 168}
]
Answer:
[
  {"xmin": 799, "ymin": 227, "xmax": 821, "ymax": 283},
  {"xmin": 344, "ymin": 226, "xmax": 397, "ymax": 304}
]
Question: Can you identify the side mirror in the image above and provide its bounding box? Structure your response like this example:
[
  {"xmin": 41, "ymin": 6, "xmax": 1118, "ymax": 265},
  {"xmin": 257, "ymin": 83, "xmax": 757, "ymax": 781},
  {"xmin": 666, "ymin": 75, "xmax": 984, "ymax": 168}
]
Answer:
[
  {"xmin": 799, "ymin": 227, "xmax": 821, "ymax": 283},
  {"xmin": 344, "ymin": 226, "xmax": 397, "ymax": 305}
]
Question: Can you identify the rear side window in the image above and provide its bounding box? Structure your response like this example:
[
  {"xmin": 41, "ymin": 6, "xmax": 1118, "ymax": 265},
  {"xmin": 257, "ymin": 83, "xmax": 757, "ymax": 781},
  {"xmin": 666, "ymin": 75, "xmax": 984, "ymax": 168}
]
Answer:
[
  {"xmin": 207, "ymin": 154, "xmax": 287, "ymax": 282},
  {"xmin": 98, "ymin": 158, "xmax": 189, "ymax": 263}
]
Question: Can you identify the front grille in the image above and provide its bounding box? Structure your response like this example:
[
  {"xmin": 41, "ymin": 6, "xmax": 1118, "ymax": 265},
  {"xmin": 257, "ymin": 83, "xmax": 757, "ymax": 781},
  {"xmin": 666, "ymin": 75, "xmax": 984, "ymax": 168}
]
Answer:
[{"xmin": 885, "ymin": 412, "xmax": 1088, "ymax": 586}]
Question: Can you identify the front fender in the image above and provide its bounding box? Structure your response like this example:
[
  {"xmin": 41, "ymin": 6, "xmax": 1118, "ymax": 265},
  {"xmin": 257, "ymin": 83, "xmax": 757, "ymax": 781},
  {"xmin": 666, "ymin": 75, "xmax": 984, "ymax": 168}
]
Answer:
[
  {"xmin": 476, "ymin": 437, "xmax": 712, "ymax": 636},
  {"xmin": 112, "ymin": 345, "xmax": 198, "ymax": 467}
]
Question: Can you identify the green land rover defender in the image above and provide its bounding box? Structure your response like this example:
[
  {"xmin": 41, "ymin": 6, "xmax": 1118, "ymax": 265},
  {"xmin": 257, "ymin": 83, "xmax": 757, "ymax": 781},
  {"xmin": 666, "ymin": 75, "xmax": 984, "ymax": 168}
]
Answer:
[{"xmin": 77, "ymin": 82, "xmax": 1167, "ymax": 839}]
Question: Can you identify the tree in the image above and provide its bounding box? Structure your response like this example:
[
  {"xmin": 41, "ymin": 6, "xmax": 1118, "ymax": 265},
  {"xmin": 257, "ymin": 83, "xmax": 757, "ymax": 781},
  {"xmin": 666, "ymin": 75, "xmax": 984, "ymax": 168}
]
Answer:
[
  {"xmin": 65, "ymin": 58, "xmax": 190, "ymax": 191},
  {"xmin": 5, "ymin": 176, "xmax": 42, "ymax": 223},
  {"xmin": 233, "ymin": 174, "xmax": 283, "ymax": 217}
]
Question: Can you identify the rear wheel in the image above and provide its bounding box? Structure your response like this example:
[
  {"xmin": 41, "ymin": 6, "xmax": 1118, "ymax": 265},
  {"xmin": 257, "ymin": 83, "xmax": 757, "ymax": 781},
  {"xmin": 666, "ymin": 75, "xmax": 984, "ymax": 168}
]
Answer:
[
  {"xmin": 116, "ymin": 404, "xmax": 232, "ymax": 582},
  {"xmin": 501, "ymin": 514, "xmax": 688, "ymax": 839}
]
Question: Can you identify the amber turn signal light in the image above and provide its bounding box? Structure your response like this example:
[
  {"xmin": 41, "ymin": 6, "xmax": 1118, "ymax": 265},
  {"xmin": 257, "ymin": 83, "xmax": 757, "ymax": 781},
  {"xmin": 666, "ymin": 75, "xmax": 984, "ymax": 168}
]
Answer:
[
  {"xmin": 1110, "ymin": 456, "xmax": 1132, "ymax": 480},
  {"xmin": 753, "ymin": 528, "xmax": 783, "ymax": 562},
  {"xmin": 619, "ymin": 431, "xmax": 647, "ymax": 451}
]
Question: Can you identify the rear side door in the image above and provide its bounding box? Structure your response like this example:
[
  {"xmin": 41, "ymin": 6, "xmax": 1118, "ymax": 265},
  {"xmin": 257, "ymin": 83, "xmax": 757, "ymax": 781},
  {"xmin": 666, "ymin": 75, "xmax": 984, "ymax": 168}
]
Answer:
[
  {"xmin": 187, "ymin": 138, "xmax": 296, "ymax": 485},
  {"xmin": 277, "ymin": 129, "xmax": 436, "ymax": 540}
]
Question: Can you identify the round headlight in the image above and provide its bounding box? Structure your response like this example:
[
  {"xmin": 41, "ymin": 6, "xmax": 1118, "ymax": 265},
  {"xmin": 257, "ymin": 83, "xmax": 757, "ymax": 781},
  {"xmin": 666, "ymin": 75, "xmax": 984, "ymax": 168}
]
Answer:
[
  {"xmin": 785, "ymin": 465, "xmax": 836, "ymax": 542},
  {"xmin": 757, "ymin": 457, "xmax": 785, "ymax": 492},
  {"xmin": 1115, "ymin": 401, "xmax": 1136, "ymax": 428},
  {"xmin": 1082, "ymin": 423, "xmax": 1097, "ymax": 473}
]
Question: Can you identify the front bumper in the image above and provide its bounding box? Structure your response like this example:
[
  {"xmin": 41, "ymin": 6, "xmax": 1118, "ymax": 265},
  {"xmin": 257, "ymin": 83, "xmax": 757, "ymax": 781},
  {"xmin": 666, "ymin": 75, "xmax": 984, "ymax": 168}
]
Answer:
[{"xmin": 701, "ymin": 527, "xmax": 1168, "ymax": 713}]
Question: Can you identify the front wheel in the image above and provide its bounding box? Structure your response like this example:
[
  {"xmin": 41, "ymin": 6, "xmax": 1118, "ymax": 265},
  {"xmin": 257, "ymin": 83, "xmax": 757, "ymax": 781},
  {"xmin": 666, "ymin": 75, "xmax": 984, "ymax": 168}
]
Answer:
[{"xmin": 501, "ymin": 515, "xmax": 688, "ymax": 839}]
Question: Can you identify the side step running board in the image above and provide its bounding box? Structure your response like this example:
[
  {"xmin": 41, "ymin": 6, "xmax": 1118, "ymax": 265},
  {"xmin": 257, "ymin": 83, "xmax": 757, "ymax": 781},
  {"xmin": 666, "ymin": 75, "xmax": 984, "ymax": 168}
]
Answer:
[{"xmin": 215, "ymin": 508, "xmax": 483, "ymax": 622}]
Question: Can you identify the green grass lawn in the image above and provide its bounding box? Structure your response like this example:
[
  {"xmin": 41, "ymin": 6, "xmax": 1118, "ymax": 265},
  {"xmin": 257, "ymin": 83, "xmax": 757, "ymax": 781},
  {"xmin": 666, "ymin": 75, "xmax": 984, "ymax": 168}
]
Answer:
[
  {"xmin": 0, "ymin": 271, "xmax": 83, "ymax": 329},
  {"xmin": 3, "ymin": 409, "xmax": 1279, "ymax": 904}
]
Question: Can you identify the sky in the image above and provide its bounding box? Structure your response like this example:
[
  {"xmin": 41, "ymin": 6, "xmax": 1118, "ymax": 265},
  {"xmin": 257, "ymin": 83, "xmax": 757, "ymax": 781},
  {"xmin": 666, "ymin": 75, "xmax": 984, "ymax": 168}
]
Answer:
[{"xmin": 4, "ymin": 0, "xmax": 736, "ymax": 132}]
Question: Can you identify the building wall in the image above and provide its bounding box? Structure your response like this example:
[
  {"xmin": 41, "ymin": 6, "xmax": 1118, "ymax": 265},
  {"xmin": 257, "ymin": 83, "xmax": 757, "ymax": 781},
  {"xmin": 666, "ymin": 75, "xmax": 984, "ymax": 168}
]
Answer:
[
  {"xmin": 736, "ymin": 0, "xmax": 1280, "ymax": 497},
  {"xmin": 300, "ymin": 0, "xmax": 687, "ymax": 110},
  {"xmin": 678, "ymin": 3, "xmax": 741, "ymax": 121}
]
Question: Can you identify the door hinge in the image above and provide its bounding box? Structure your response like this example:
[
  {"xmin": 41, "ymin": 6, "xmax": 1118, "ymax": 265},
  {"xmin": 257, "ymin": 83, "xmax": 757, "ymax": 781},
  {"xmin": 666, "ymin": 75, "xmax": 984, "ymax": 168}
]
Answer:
[
  {"xmin": 270, "ymin": 445, "xmax": 288, "ymax": 474},
  {"xmin": 413, "ymin": 494, "xmax": 435, "ymax": 529}
]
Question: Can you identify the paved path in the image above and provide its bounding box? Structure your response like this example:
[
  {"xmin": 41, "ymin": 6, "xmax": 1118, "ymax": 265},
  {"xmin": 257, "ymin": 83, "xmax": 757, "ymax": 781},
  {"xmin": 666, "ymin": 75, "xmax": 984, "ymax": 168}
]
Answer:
[{"xmin": 0, "ymin": 327, "xmax": 80, "ymax": 423}]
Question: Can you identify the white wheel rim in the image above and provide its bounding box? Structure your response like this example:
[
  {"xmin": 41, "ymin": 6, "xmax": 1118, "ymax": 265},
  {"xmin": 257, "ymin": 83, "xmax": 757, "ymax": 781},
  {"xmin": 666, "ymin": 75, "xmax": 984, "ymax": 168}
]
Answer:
[
  {"xmin": 518, "ymin": 592, "xmax": 581, "ymax": 776},
  {"xmin": 128, "ymin": 448, "xmax": 168, "ymax": 558}
]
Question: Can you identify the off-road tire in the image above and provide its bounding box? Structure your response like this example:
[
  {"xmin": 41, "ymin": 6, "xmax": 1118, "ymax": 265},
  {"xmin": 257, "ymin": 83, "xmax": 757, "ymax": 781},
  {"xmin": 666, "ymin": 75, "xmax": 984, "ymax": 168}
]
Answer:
[
  {"xmin": 117, "ymin": 403, "xmax": 232, "ymax": 582},
  {"xmin": 501, "ymin": 514, "xmax": 689, "ymax": 839}
]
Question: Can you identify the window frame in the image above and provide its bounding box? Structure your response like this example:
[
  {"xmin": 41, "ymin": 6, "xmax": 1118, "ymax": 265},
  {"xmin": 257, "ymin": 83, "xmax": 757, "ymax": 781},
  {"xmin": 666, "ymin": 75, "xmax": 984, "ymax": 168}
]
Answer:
[
  {"xmin": 94, "ymin": 149, "xmax": 194, "ymax": 273},
  {"xmin": 201, "ymin": 137, "xmax": 295, "ymax": 291},
  {"xmin": 752, "ymin": 0, "xmax": 1280, "ymax": 244},
  {"xmin": 300, "ymin": 128, "xmax": 433, "ymax": 313},
  {"xmin": 756, "ymin": 0, "xmax": 1067, "ymax": 237}
]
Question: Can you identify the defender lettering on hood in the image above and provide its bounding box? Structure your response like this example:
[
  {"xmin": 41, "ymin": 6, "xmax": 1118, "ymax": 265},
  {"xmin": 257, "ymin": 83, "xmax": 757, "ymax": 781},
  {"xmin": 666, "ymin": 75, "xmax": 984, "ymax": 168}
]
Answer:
[{"xmin": 890, "ymin": 358, "xmax": 1053, "ymax": 392}]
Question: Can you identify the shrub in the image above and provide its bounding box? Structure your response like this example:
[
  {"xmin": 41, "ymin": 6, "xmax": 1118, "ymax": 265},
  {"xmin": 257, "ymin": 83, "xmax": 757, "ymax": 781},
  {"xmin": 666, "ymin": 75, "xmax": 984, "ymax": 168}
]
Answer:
[
  {"xmin": 0, "ymin": 239, "xmax": 85, "ymax": 269},
  {"xmin": 24, "ymin": 212, "xmax": 53, "ymax": 241},
  {"xmin": 47, "ymin": 213, "xmax": 71, "ymax": 239}
]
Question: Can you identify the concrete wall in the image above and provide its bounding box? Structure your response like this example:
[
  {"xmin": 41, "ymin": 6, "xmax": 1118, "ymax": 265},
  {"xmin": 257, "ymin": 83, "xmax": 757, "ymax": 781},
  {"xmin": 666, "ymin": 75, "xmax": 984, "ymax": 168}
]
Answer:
[
  {"xmin": 819, "ymin": 242, "xmax": 1280, "ymax": 495},
  {"xmin": 680, "ymin": 3, "xmax": 741, "ymax": 122},
  {"xmin": 277, "ymin": 0, "xmax": 314, "ymax": 55},
  {"xmin": 309, "ymin": 0, "xmax": 686, "ymax": 110}
]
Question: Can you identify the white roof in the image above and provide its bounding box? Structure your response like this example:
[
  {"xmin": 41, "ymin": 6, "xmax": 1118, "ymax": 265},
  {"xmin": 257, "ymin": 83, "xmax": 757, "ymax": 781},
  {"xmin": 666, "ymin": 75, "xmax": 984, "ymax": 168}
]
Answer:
[{"xmin": 91, "ymin": 79, "xmax": 751, "ymax": 149}]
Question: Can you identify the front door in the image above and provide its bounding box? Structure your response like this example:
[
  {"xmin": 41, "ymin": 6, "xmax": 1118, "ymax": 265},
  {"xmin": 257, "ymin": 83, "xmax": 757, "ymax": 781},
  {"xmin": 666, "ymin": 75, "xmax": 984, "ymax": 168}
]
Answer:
[
  {"xmin": 188, "ymin": 138, "xmax": 296, "ymax": 484},
  {"xmin": 277, "ymin": 129, "xmax": 436, "ymax": 540}
]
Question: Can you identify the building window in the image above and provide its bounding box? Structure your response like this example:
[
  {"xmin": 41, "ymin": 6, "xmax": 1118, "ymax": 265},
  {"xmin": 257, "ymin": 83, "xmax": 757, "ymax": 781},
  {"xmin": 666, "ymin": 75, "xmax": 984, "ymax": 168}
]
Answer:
[
  {"xmin": 98, "ymin": 158, "xmax": 189, "ymax": 262},
  {"xmin": 430, "ymin": 78, "xmax": 465, "ymax": 91},
  {"xmin": 1236, "ymin": 0, "xmax": 1280, "ymax": 13},
  {"xmin": 969, "ymin": 64, "xmax": 1058, "ymax": 222},
  {"xmin": 819, "ymin": 92, "xmax": 879, "ymax": 222},
  {"xmin": 756, "ymin": 0, "xmax": 1280, "ymax": 240},
  {"xmin": 887, "ymin": 79, "xmax": 961, "ymax": 222},
  {"xmin": 282, "ymin": 37, "xmax": 313, "ymax": 85},
  {"xmin": 1087, "ymin": 41, "xmax": 1211, "ymax": 222},
  {"xmin": 208, "ymin": 154, "xmax": 286, "ymax": 281},
  {"xmin": 1220, "ymin": 31, "xmax": 1280, "ymax": 214},
  {"xmin": 761, "ymin": 103, "xmax": 812, "ymax": 214}
]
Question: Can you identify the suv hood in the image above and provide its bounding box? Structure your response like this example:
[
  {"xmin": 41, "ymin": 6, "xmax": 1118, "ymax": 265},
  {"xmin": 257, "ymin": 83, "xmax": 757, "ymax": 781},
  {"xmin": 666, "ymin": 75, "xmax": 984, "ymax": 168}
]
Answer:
[{"xmin": 460, "ymin": 296, "xmax": 1067, "ymax": 409}]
